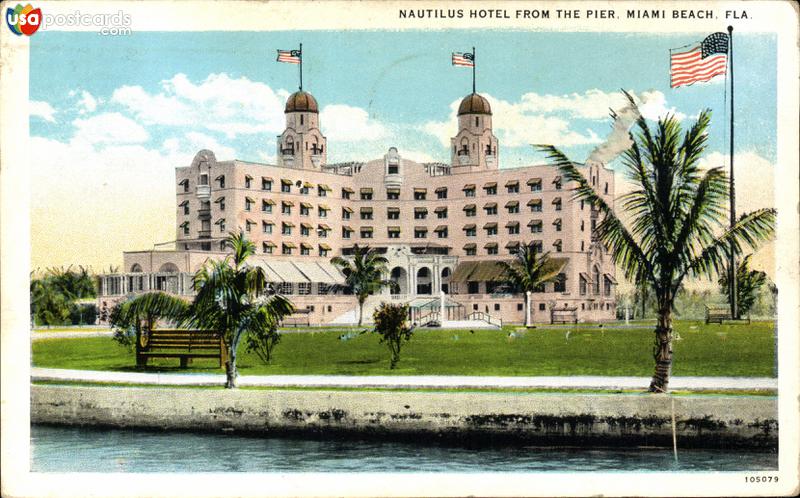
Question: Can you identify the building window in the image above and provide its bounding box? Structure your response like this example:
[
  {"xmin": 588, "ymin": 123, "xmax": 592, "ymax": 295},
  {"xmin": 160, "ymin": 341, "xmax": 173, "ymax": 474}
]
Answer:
[
  {"xmin": 529, "ymin": 200, "xmax": 542, "ymax": 213},
  {"xmin": 506, "ymin": 203, "xmax": 519, "ymax": 214},
  {"xmin": 580, "ymin": 276, "xmax": 587, "ymax": 296},
  {"xmin": 553, "ymin": 198, "xmax": 562, "ymax": 211},
  {"xmin": 593, "ymin": 268, "xmax": 601, "ymax": 295},
  {"xmin": 604, "ymin": 276, "xmax": 613, "ymax": 296},
  {"xmin": 182, "ymin": 202, "xmax": 189, "ymax": 215},
  {"xmin": 245, "ymin": 198, "xmax": 253, "ymax": 211},
  {"xmin": 300, "ymin": 185, "xmax": 310, "ymax": 195},
  {"xmin": 263, "ymin": 222, "xmax": 273, "ymax": 234},
  {"xmin": 604, "ymin": 182, "xmax": 609, "ymax": 195},
  {"xmin": 387, "ymin": 189, "xmax": 400, "ymax": 200},
  {"xmin": 341, "ymin": 188, "xmax": 352, "ymax": 200},
  {"xmin": 388, "ymin": 163, "xmax": 399, "ymax": 175},
  {"xmin": 436, "ymin": 187, "xmax": 448, "ymax": 199},
  {"xmin": 464, "ymin": 206, "xmax": 476, "ymax": 217},
  {"xmin": 531, "ymin": 241, "xmax": 543, "ymax": 253},
  {"xmin": 468, "ymin": 281, "xmax": 479, "ymax": 294},
  {"xmin": 360, "ymin": 228, "xmax": 373, "ymax": 239},
  {"xmin": 360, "ymin": 208, "xmax": 373, "ymax": 220},
  {"xmin": 318, "ymin": 226, "xmax": 329, "ymax": 238},
  {"xmin": 282, "ymin": 202, "xmax": 292, "ymax": 215},
  {"xmin": 319, "ymin": 247, "xmax": 330, "ymax": 258},
  {"xmin": 262, "ymin": 178, "xmax": 272, "ymax": 191},
  {"xmin": 281, "ymin": 181, "xmax": 291, "ymax": 193},
  {"xmin": 436, "ymin": 228, "xmax": 448, "ymax": 238},
  {"xmin": 485, "ymin": 225, "xmax": 498, "ymax": 236},
  {"xmin": 318, "ymin": 186, "xmax": 327, "ymax": 197},
  {"xmin": 507, "ymin": 183, "xmax": 519, "ymax": 194},
  {"xmin": 216, "ymin": 175, "xmax": 225, "ymax": 189},
  {"xmin": 342, "ymin": 208, "xmax": 351, "ymax": 220},
  {"xmin": 464, "ymin": 187, "xmax": 476, "ymax": 197},
  {"xmin": 414, "ymin": 208, "xmax": 427, "ymax": 220},
  {"xmin": 414, "ymin": 228, "xmax": 427, "ymax": 239},
  {"xmin": 554, "ymin": 219, "xmax": 562, "ymax": 232},
  {"xmin": 414, "ymin": 189, "xmax": 427, "ymax": 200},
  {"xmin": 581, "ymin": 241, "xmax": 585, "ymax": 251},
  {"xmin": 486, "ymin": 246, "xmax": 498, "ymax": 255},
  {"xmin": 494, "ymin": 303, "xmax": 500, "ymax": 312},
  {"xmin": 282, "ymin": 244, "xmax": 293, "ymax": 255},
  {"xmin": 484, "ymin": 185, "xmax": 497, "ymax": 195},
  {"xmin": 319, "ymin": 207, "xmax": 329, "ymax": 218},
  {"xmin": 484, "ymin": 205, "xmax": 497, "ymax": 215},
  {"xmin": 300, "ymin": 204, "xmax": 310, "ymax": 216},
  {"xmin": 277, "ymin": 282, "xmax": 293, "ymax": 294},
  {"xmin": 507, "ymin": 224, "xmax": 520, "ymax": 235},
  {"xmin": 465, "ymin": 226, "xmax": 477, "ymax": 237},
  {"xmin": 554, "ymin": 177, "xmax": 562, "ymax": 190},
  {"xmin": 529, "ymin": 179, "xmax": 542, "ymax": 192},
  {"xmin": 342, "ymin": 228, "xmax": 353, "ymax": 239},
  {"xmin": 554, "ymin": 274, "xmax": 566, "ymax": 293},
  {"xmin": 360, "ymin": 189, "xmax": 373, "ymax": 200},
  {"xmin": 180, "ymin": 179, "xmax": 190, "ymax": 192},
  {"xmin": 387, "ymin": 208, "xmax": 400, "ymax": 220},
  {"xmin": 539, "ymin": 303, "xmax": 546, "ymax": 311},
  {"xmin": 300, "ymin": 245, "xmax": 311, "ymax": 256},
  {"xmin": 295, "ymin": 282, "xmax": 311, "ymax": 295},
  {"xmin": 282, "ymin": 223, "xmax": 292, "ymax": 235},
  {"xmin": 182, "ymin": 223, "xmax": 190, "ymax": 236},
  {"xmin": 262, "ymin": 200, "xmax": 272, "ymax": 213},
  {"xmin": 388, "ymin": 228, "xmax": 400, "ymax": 239},
  {"xmin": 580, "ymin": 220, "xmax": 585, "ymax": 231},
  {"xmin": 529, "ymin": 221, "xmax": 542, "ymax": 234},
  {"xmin": 301, "ymin": 225, "xmax": 310, "ymax": 236},
  {"xmin": 245, "ymin": 176, "xmax": 252, "ymax": 189},
  {"xmin": 436, "ymin": 208, "xmax": 448, "ymax": 219}
]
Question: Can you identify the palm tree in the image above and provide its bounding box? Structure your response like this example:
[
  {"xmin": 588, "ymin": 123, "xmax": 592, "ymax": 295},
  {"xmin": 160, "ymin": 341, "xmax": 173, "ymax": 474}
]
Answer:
[
  {"xmin": 718, "ymin": 254, "xmax": 768, "ymax": 319},
  {"xmin": 110, "ymin": 231, "xmax": 294, "ymax": 388},
  {"xmin": 539, "ymin": 94, "xmax": 775, "ymax": 392},
  {"xmin": 331, "ymin": 245, "xmax": 396, "ymax": 326},
  {"xmin": 500, "ymin": 246, "xmax": 563, "ymax": 326}
]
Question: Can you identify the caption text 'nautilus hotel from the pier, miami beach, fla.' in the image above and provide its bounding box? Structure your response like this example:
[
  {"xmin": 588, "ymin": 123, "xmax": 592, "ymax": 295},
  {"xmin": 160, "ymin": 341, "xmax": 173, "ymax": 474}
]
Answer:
[{"xmin": 97, "ymin": 65, "xmax": 619, "ymax": 326}]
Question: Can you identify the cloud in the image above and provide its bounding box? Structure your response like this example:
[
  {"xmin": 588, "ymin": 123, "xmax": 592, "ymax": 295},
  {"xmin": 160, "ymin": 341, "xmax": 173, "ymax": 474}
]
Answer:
[
  {"xmin": 320, "ymin": 104, "xmax": 388, "ymax": 142},
  {"xmin": 72, "ymin": 112, "xmax": 149, "ymax": 144},
  {"xmin": 76, "ymin": 90, "xmax": 98, "ymax": 114},
  {"xmin": 30, "ymin": 100, "xmax": 56, "ymax": 122},
  {"xmin": 634, "ymin": 90, "xmax": 687, "ymax": 122},
  {"xmin": 111, "ymin": 73, "xmax": 288, "ymax": 138}
]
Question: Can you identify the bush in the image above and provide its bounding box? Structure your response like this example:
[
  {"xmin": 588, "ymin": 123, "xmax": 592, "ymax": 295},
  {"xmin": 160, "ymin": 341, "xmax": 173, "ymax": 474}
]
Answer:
[{"xmin": 372, "ymin": 302, "xmax": 414, "ymax": 369}]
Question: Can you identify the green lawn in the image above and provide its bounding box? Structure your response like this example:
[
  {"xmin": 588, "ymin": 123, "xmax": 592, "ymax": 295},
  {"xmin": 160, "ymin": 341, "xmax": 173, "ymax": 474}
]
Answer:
[{"xmin": 31, "ymin": 320, "xmax": 776, "ymax": 377}]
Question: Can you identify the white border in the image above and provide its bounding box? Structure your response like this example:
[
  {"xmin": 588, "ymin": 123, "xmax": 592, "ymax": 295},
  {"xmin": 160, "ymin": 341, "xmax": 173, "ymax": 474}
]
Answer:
[{"xmin": 2, "ymin": 1, "xmax": 798, "ymax": 496}]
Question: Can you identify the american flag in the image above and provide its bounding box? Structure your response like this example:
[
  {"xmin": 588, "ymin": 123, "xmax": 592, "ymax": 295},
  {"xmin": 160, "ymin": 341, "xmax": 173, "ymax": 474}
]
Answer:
[
  {"xmin": 277, "ymin": 49, "xmax": 302, "ymax": 64},
  {"xmin": 452, "ymin": 52, "xmax": 474, "ymax": 67},
  {"xmin": 670, "ymin": 32, "xmax": 729, "ymax": 88}
]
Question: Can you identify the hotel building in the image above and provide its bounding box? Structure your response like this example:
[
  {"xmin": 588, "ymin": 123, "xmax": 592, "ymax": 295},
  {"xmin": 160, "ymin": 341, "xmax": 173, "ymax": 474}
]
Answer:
[{"xmin": 98, "ymin": 89, "xmax": 618, "ymax": 325}]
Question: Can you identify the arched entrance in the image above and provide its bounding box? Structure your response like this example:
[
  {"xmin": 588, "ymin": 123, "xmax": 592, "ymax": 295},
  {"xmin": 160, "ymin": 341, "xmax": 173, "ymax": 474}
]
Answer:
[
  {"xmin": 440, "ymin": 267, "xmax": 452, "ymax": 294},
  {"xmin": 390, "ymin": 266, "xmax": 408, "ymax": 295},
  {"xmin": 416, "ymin": 267, "xmax": 432, "ymax": 295}
]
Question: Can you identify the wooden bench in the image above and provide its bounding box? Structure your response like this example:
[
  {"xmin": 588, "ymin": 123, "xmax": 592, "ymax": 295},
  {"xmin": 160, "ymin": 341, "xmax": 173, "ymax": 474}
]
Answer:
[
  {"xmin": 136, "ymin": 328, "xmax": 225, "ymax": 368},
  {"xmin": 551, "ymin": 307, "xmax": 578, "ymax": 324},
  {"xmin": 281, "ymin": 307, "xmax": 312, "ymax": 327},
  {"xmin": 705, "ymin": 306, "xmax": 751, "ymax": 325}
]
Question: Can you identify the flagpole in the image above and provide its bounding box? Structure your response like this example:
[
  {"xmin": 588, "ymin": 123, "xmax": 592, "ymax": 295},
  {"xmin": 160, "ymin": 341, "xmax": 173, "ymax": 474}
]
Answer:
[
  {"xmin": 472, "ymin": 46, "xmax": 476, "ymax": 94},
  {"xmin": 727, "ymin": 25, "xmax": 737, "ymax": 319},
  {"xmin": 299, "ymin": 43, "xmax": 303, "ymax": 91}
]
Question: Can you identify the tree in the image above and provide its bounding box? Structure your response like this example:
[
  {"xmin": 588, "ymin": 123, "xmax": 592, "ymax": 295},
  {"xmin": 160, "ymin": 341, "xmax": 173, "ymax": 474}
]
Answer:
[
  {"xmin": 500, "ymin": 245, "xmax": 563, "ymax": 325},
  {"xmin": 110, "ymin": 291, "xmax": 190, "ymax": 350},
  {"xmin": 373, "ymin": 302, "xmax": 414, "ymax": 369},
  {"xmin": 30, "ymin": 277, "xmax": 70, "ymax": 327},
  {"xmin": 109, "ymin": 231, "xmax": 294, "ymax": 388},
  {"xmin": 718, "ymin": 254, "xmax": 768, "ymax": 319},
  {"xmin": 331, "ymin": 245, "xmax": 397, "ymax": 326},
  {"xmin": 539, "ymin": 93, "xmax": 776, "ymax": 392}
]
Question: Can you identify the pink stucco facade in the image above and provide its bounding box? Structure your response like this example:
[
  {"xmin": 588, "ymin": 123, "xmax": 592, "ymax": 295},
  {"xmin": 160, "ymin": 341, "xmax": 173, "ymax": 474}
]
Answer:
[{"xmin": 101, "ymin": 90, "xmax": 618, "ymax": 325}]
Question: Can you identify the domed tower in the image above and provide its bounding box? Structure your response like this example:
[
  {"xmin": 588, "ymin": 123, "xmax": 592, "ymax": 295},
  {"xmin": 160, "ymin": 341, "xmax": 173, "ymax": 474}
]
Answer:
[
  {"xmin": 450, "ymin": 93, "xmax": 499, "ymax": 171},
  {"xmin": 277, "ymin": 91, "xmax": 327, "ymax": 170}
]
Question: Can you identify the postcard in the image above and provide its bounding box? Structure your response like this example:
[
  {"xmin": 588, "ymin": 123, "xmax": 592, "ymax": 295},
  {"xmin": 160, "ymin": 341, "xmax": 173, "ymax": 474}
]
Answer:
[{"xmin": 1, "ymin": 0, "xmax": 798, "ymax": 496}]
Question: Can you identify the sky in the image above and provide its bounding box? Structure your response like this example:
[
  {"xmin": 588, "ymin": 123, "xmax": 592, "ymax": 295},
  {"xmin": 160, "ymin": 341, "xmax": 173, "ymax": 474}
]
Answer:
[{"xmin": 28, "ymin": 30, "xmax": 777, "ymax": 279}]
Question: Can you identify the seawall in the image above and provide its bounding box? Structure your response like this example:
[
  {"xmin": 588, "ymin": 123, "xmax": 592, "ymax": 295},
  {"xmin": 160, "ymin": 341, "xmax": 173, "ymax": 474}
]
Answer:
[{"xmin": 31, "ymin": 385, "xmax": 777, "ymax": 448}]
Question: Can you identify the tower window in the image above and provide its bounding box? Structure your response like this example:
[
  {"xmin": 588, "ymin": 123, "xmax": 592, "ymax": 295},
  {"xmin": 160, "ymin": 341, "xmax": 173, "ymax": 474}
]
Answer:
[
  {"xmin": 475, "ymin": 116, "xmax": 479, "ymax": 127},
  {"xmin": 300, "ymin": 114, "xmax": 304, "ymax": 125}
]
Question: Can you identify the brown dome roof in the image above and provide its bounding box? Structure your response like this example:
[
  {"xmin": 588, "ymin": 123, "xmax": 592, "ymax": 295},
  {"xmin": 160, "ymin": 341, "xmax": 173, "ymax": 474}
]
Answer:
[
  {"xmin": 457, "ymin": 93, "xmax": 492, "ymax": 115},
  {"xmin": 285, "ymin": 91, "xmax": 319, "ymax": 113}
]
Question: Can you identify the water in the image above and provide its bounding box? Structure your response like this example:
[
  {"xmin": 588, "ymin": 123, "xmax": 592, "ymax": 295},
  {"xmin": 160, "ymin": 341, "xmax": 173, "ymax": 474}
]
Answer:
[{"xmin": 31, "ymin": 425, "xmax": 777, "ymax": 473}]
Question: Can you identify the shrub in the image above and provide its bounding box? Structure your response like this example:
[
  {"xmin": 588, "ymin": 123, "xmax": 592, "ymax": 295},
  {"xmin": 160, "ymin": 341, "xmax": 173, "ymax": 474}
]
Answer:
[{"xmin": 372, "ymin": 302, "xmax": 414, "ymax": 369}]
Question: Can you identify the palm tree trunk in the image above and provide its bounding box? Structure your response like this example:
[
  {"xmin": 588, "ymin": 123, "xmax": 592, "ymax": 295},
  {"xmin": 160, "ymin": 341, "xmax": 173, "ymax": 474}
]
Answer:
[
  {"xmin": 357, "ymin": 298, "xmax": 365, "ymax": 326},
  {"xmin": 648, "ymin": 304, "xmax": 673, "ymax": 392},
  {"xmin": 225, "ymin": 344, "xmax": 237, "ymax": 388}
]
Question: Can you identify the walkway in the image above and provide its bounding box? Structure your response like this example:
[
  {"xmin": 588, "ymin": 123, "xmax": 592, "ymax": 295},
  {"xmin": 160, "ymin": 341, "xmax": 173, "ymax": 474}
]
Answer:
[{"xmin": 30, "ymin": 367, "xmax": 777, "ymax": 391}]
